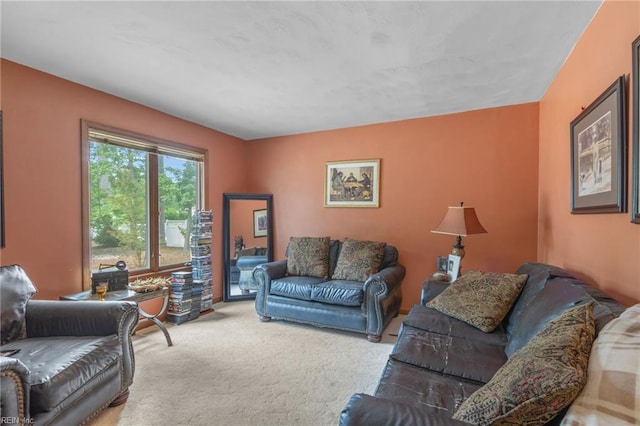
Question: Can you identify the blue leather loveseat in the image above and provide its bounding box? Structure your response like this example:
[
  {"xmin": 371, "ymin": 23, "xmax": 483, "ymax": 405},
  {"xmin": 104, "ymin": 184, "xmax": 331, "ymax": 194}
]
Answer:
[{"xmin": 253, "ymin": 238, "xmax": 405, "ymax": 342}]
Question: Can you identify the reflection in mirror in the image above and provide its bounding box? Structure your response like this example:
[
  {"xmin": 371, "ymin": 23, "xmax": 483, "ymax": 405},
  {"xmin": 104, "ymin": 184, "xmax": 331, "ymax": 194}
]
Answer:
[{"xmin": 222, "ymin": 193, "xmax": 273, "ymax": 301}]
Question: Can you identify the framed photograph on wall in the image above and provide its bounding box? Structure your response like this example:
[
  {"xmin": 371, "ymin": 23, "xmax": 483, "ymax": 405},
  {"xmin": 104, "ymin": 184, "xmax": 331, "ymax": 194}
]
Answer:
[
  {"xmin": 253, "ymin": 209, "xmax": 268, "ymax": 238},
  {"xmin": 632, "ymin": 35, "xmax": 640, "ymax": 224},
  {"xmin": 570, "ymin": 76, "xmax": 627, "ymax": 214},
  {"xmin": 447, "ymin": 254, "xmax": 461, "ymax": 282},
  {"xmin": 324, "ymin": 159, "xmax": 380, "ymax": 208}
]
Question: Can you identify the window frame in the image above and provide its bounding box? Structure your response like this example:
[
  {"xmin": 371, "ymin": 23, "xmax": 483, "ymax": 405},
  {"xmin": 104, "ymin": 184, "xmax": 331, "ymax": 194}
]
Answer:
[{"xmin": 81, "ymin": 120, "xmax": 208, "ymax": 289}]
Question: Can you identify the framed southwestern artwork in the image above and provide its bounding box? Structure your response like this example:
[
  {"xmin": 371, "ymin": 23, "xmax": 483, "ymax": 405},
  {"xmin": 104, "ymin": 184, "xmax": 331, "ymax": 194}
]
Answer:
[
  {"xmin": 324, "ymin": 159, "xmax": 380, "ymax": 207},
  {"xmin": 253, "ymin": 209, "xmax": 268, "ymax": 237},
  {"xmin": 632, "ymin": 35, "xmax": 640, "ymax": 224},
  {"xmin": 570, "ymin": 76, "xmax": 627, "ymax": 214}
]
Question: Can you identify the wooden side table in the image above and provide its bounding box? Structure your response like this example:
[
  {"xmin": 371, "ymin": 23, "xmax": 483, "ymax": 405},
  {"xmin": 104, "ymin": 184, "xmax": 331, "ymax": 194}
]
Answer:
[{"xmin": 60, "ymin": 288, "xmax": 173, "ymax": 346}]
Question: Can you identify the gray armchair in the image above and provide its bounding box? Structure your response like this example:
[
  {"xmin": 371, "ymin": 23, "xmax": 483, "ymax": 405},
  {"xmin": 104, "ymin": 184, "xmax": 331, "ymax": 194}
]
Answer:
[{"xmin": 0, "ymin": 265, "xmax": 139, "ymax": 425}]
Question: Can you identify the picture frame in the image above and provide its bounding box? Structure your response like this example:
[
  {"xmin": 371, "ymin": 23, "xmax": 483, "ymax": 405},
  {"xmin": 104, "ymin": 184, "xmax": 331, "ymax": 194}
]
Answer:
[
  {"xmin": 632, "ymin": 36, "xmax": 640, "ymax": 223},
  {"xmin": 570, "ymin": 76, "xmax": 627, "ymax": 214},
  {"xmin": 253, "ymin": 209, "xmax": 268, "ymax": 238},
  {"xmin": 436, "ymin": 256, "xmax": 448, "ymax": 274},
  {"xmin": 0, "ymin": 111, "xmax": 4, "ymax": 248},
  {"xmin": 324, "ymin": 159, "xmax": 380, "ymax": 208},
  {"xmin": 447, "ymin": 254, "xmax": 461, "ymax": 282}
]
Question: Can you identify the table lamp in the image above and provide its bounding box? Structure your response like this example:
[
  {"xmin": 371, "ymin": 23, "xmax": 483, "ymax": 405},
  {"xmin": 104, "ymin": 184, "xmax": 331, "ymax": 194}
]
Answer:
[{"xmin": 431, "ymin": 201, "xmax": 487, "ymax": 260}]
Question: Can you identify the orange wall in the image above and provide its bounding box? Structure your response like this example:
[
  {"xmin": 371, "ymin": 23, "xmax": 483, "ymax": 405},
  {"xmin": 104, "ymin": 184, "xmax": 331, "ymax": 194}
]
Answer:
[
  {"xmin": 229, "ymin": 199, "xmax": 268, "ymax": 254},
  {"xmin": 538, "ymin": 0, "xmax": 639, "ymax": 306},
  {"xmin": 0, "ymin": 60, "xmax": 248, "ymax": 301},
  {"xmin": 247, "ymin": 103, "xmax": 540, "ymax": 311}
]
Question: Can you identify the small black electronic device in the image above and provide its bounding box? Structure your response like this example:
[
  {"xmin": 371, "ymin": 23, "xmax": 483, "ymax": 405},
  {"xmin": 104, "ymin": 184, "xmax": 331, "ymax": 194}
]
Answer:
[{"xmin": 91, "ymin": 260, "xmax": 129, "ymax": 294}]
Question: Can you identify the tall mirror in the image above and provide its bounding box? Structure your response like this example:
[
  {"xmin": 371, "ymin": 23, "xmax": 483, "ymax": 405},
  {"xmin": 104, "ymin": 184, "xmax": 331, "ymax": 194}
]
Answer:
[{"xmin": 222, "ymin": 193, "xmax": 273, "ymax": 301}]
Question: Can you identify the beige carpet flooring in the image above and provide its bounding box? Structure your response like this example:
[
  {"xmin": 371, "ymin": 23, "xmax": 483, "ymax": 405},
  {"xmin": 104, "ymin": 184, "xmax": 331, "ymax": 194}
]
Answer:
[{"xmin": 88, "ymin": 300, "xmax": 403, "ymax": 426}]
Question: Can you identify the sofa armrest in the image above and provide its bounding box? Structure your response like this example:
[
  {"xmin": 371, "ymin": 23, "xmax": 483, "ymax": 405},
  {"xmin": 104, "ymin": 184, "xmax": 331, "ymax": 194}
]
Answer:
[
  {"xmin": 254, "ymin": 260, "xmax": 287, "ymax": 316},
  {"xmin": 363, "ymin": 264, "xmax": 405, "ymax": 337},
  {"xmin": 26, "ymin": 300, "xmax": 138, "ymax": 337},
  {"xmin": 1, "ymin": 356, "xmax": 31, "ymax": 423},
  {"xmin": 26, "ymin": 300, "xmax": 139, "ymax": 388},
  {"xmin": 420, "ymin": 280, "xmax": 449, "ymax": 305},
  {"xmin": 339, "ymin": 393, "xmax": 465, "ymax": 426},
  {"xmin": 364, "ymin": 264, "xmax": 406, "ymax": 298}
]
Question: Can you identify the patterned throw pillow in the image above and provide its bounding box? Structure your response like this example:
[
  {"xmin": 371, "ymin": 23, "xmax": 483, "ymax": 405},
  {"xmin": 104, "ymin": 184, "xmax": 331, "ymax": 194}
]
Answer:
[
  {"xmin": 426, "ymin": 271, "xmax": 527, "ymax": 332},
  {"xmin": 332, "ymin": 238, "xmax": 386, "ymax": 282},
  {"xmin": 453, "ymin": 302, "xmax": 596, "ymax": 426},
  {"xmin": 286, "ymin": 237, "xmax": 330, "ymax": 278}
]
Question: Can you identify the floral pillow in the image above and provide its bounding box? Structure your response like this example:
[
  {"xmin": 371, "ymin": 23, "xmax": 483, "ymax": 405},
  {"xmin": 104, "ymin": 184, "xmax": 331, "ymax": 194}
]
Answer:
[
  {"xmin": 453, "ymin": 302, "xmax": 596, "ymax": 425},
  {"xmin": 286, "ymin": 237, "xmax": 330, "ymax": 278},
  {"xmin": 426, "ymin": 271, "xmax": 527, "ymax": 332},
  {"xmin": 332, "ymin": 238, "xmax": 386, "ymax": 282}
]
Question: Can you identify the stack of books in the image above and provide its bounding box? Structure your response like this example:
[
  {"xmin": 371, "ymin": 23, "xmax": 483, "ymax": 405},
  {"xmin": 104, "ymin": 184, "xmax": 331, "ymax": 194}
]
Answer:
[
  {"xmin": 191, "ymin": 210, "xmax": 213, "ymax": 313},
  {"xmin": 167, "ymin": 271, "xmax": 193, "ymax": 325}
]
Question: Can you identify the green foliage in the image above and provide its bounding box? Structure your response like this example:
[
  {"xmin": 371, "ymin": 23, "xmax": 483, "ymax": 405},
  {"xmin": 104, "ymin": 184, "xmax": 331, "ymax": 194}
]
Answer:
[{"xmin": 89, "ymin": 142, "xmax": 198, "ymax": 269}]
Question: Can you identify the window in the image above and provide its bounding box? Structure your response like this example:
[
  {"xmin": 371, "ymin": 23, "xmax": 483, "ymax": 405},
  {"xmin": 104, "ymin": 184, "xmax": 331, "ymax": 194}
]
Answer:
[{"xmin": 81, "ymin": 121, "xmax": 206, "ymax": 287}]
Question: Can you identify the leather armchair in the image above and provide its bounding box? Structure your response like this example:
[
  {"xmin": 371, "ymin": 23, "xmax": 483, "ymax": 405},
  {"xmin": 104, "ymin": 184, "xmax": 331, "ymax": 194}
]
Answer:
[{"xmin": 0, "ymin": 265, "xmax": 139, "ymax": 425}]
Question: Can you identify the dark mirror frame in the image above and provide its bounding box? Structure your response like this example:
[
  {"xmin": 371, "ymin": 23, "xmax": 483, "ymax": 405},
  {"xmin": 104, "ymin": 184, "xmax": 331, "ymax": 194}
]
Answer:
[{"xmin": 222, "ymin": 193, "xmax": 273, "ymax": 302}]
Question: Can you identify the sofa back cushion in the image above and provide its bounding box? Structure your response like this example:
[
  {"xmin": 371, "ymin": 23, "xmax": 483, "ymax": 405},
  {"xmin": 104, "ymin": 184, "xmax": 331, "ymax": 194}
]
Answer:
[
  {"xmin": 286, "ymin": 236, "xmax": 331, "ymax": 278},
  {"xmin": 379, "ymin": 245, "xmax": 398, "ymax": 270},
  {"xmin": 505, "ymin": 262, "xmax": 577, "ymax": 339},
  {"xmin": 331, "ymin": 238, "xmax": 386, "ymax": 282},
  {"xmin": 1, "ymin": 265, "xmax": 38, "ymax": 345},
  {"xmin": 505, "ymin": 277, "xmax": 625, "ymax": 357}
]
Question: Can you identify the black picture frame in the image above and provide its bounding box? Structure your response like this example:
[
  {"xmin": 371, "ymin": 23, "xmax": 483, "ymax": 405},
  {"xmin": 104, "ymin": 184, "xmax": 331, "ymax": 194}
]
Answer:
[
  {"xmin": 0, "ymin": 111, "xmax": 4, "ymax": 247},
  {"xmin": 632, "ymin": 36, "xmax": 640, "ymax": 223},
  {"xmin": 570, "ymin": 76, "xmax": 627, "ymax": 214},
  {"xmin": 253, "ymin": 208, "xmax": 267, "ymax": 238}
]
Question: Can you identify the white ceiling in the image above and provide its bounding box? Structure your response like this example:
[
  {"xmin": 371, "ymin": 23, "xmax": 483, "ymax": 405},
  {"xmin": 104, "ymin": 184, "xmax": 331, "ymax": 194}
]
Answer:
[{"xmin": 1, "ymin": 1, "xmax": 602, "ymax": 140}]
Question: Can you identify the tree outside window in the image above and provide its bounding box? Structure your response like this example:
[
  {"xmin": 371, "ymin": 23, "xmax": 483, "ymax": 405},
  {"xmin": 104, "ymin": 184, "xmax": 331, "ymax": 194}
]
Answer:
[{"xmin": 82, "ymin": 121, "xmax": 205, "ymax": 286}]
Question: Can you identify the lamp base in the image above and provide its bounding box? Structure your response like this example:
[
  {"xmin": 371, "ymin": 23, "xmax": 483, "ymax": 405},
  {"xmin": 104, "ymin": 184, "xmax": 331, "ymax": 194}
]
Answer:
[{"xmin": 451, "ymin": 235, "xmax": 465, "ymax": 260}]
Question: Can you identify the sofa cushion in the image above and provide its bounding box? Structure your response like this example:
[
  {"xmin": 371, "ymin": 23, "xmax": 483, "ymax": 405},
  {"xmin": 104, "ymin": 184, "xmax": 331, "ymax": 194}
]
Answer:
[
  {"xmin": 327, "ymin": 239, "xmax": 341, "ymax": 278},
  {"xmin": 379, "ymin": 245, "xmax": 398, "ymax": 270},
  {"xmin": 453, "ymin": 302, "xmax": 595, "ymax": 425},
  {"xmin": 426, "ymin": 271, "xmax": 527, "ymax": 333},
  {"xmin": 7, "ymin": 335, "xmax": 121, "ymax": 414},
  {"xmin": 310, "ymin": 280, "xmax": 363, "ymax": 307},
  {"xmin": 562, "ymin": 304, "xmax": 640, "ymax": 425},
  {"xmin": 403, "ymin": 305, "xmax": 508, "ymax": 347},
  {"xmin": 270, "ymin": 276, "xmax": 326, "ymax": 301},
  {"xmin": 332, "ymin": 238, "xmax": 386, "ymax": 282},
  {"xmin": 375, "ymin": 358, "xmax": 482, "ymax": 415},
  {"xmin": 1, "ymin": 265, "xmax": 38, "ymax": 345},
  {"xmin": 391, "ymin": 324, "xmax": 507, "ymax": 384},
  {"xmin": 505, "ymin": 277, "xmax": 621, "ymax": 357},
  {"xmin": 505, "ymin": 262, "xmax": 577, "ymax": 339},
  {"xmin": 286, "ymin": 236, "xmax": 330, "ymax": 278}
]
